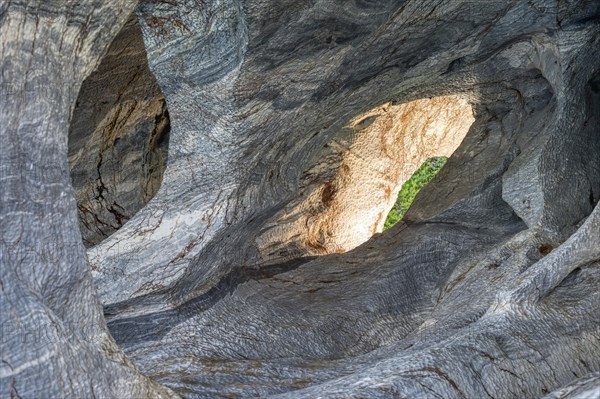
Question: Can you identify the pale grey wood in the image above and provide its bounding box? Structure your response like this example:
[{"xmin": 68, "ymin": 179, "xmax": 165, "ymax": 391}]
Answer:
[{"xmin": 1, "ymin": 0, "xmax": 599, "ymax": 398}]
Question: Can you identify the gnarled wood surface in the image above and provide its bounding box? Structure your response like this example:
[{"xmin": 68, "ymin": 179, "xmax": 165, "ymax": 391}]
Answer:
[{"xmin": 1, "ymin": 0, "xmax": 599, "ymax": 398}]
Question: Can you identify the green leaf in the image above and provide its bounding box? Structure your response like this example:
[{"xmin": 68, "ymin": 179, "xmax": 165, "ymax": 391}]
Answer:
[{"xmin": 383, "ymin": 156, "xmax": 447, "ymax": 230}]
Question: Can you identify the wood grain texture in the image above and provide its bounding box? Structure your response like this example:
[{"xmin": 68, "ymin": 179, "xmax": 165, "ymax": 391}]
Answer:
[{"xmin": 1, "ymin": 0, "xmax": 599, "ymax": 398}]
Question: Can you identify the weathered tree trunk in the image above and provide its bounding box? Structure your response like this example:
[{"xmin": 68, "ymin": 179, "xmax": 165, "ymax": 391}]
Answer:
[
  {"xmin": 0, "ymin": 1, "xmax": 175, "ymax": 397},
  {"xmin": 2, "ymin": 0, "xmax": 599, "ymax": 398}
]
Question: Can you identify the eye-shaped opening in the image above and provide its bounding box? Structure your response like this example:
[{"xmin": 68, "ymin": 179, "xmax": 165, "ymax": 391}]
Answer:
[
  {"xmin": 257, "ymin": 95, "xmax": 475, "ymax": 260},
  {"xmin": 68, "ymin": 15, "xmax": 170, "ymax": 247}
]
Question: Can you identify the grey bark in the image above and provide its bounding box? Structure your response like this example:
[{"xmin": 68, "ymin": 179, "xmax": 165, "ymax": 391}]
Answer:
[
  {"xmin": 0, "ymin": 1, "xmax": 175, "ymax": 398},
  {"xmin": 1, "ymin": 0, "xmax": 599, "ymax": 398}
]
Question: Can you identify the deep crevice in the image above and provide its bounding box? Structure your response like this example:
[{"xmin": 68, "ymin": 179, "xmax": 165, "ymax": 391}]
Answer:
[{"xmin": 68, "ymin": 14, "xmax": 170, "ymax": 247}]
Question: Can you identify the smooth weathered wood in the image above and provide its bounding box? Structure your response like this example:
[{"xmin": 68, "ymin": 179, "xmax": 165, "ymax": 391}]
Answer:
[
  {"xmin": 0, "ymin": 1, "xmax": 176, "ymax": 397},
  {"xmin": 1, "ymin": 0, "xmax": 599, "ymax": 398}
]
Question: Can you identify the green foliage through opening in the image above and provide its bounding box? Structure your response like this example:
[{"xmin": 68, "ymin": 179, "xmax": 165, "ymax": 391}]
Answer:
[{"xmin": 383, "ymin": 156, "xmax": 448, "ymax": 230}]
